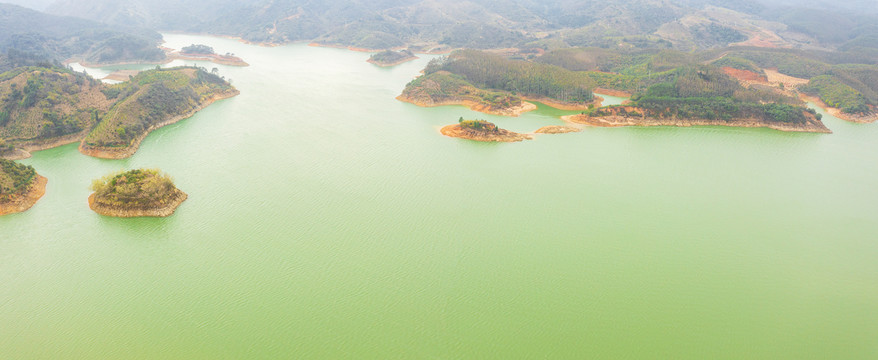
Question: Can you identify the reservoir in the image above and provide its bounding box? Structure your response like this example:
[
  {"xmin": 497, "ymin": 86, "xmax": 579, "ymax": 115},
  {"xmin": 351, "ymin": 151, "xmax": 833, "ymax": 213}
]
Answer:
[{"xmin": 1, "ymin": 34, "xmax": 877, "ymax": 358}]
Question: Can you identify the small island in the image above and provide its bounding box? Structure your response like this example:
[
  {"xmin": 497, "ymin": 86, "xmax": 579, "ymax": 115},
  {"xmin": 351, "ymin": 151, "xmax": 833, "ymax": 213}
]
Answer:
[
  {"xmin": 88, "ymin": 169, "xmax": 187, "ymax": 218},
  {"xmin": 169, "ymin": 44, "xmax": 249, "ymax": 67},
  {"xmin": 367, "ymin": 49, "xmax": 418, "ymax": 67},
  {"xmin": 441, "ymin": 118, "xmax": 532, "ymax": 142},
  {"xmin": 0, "ymin": 159, "xmax": 47, "ymax": 216}
]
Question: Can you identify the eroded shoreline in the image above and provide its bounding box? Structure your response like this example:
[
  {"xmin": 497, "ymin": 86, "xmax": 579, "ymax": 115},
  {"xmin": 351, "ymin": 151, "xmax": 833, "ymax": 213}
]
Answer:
[{"xmin": 0, "ymin": 175, "xmax": 47, "ymax": 216}]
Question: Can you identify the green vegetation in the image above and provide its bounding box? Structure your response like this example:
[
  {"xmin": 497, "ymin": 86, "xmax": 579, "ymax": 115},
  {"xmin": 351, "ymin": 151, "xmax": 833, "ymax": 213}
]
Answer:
[
  {"xmin": 458, "ymin": 119, "xmax": 497, "ymax": 132},
  {"xmin": 0, "ymin": 66, "xmax": 105, "ymax": 142},
  {"xmin": 90, "ymin": 168, "xmax": 178, "ymax": 207},
  {"xmin": 368, "ymin": 50, "xmax": 415, "ymax": 65},
  {"xmin": 426, "ymin": 50, "xmax": 594, "ymax": 104},
  {"xmin": 181, "ymin": 44, "xmax": 215, "ymax": 55},
  {"xmin": 615, "ymin": 66, "xmax": 818, "ymax": 124},
  {"xmin": 801, "ymin": 76, "xmax": 870, "ymax": 114},
  {"xmin": 0, "ymin": 158, "xmax": 35, "ymax": 198},
  {"xmin": 401, "ymin": 71, "xmax": 523, "ymax": 110},
  {"xmin": 711, "ymin": 56, "xmax": 762, "ymax": 73}
]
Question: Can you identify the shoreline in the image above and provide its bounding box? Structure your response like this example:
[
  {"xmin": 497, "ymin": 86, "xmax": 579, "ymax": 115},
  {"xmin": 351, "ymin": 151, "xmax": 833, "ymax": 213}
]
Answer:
[
  {"xmin": 396, "ymin": 95, "xmax": 537, "ymax": 117},
  {"xmin": 2, "ymin": 129, "xmax": 92, "ymax": 160},
  {"xmin": 0, "ymin": 175, "xmax": 47, "ymax": 216},
  {"xmin": 79, "ymin": 89, "xmax": 240, "ymax": 159},
  {"xmin": 562, "ymin": 112, "xmax": 832, "ymax": 133},
  {"xmin": 594, "ymin": 88, "xmax": 633, "ymax": 98},
  {"xmin": 522, "ymin": 96, "xmax": 603, "ymax": 110},
  {"xmin": 799, "ymin": 94, "xmax": 878, "ymax": 124},
  {"xmin": 440, "ymin": 124, "xmax": 532, "ymax": 142},
  {"xmin": 88, "ymin": 189, "xmax": 188, "ymax": 218},
  {"xmin": 168, "ymin": 53, "xmax": 249, "ymax": 66},
  {"xmin": 534, "ymin": 126, "xmax": 581, "ymax": 134}
]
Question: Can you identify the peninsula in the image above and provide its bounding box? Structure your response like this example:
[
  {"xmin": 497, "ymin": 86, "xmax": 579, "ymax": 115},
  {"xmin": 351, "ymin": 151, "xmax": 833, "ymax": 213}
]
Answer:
[
  {"xmin": 0, "ymin": 159, "xmax": 46, "ymax": 216},
  {"xmin": 0, "ymin": 65, "xmax": 238, "ymax": 160},
  {"xmin": 88, "ymin": 169, "xmax": 187, "ymax": 218},
  {"xmin": 441, "ymin": 119, "xmax": 532, "ymax": 142},
  {"xmin": 79, "ymin": 66, "xmax": 239, "ymax": 159}
]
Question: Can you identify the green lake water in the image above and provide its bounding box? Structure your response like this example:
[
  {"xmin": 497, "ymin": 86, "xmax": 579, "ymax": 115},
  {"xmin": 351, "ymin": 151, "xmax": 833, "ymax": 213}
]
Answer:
[{"xmin": 2, "ymin": 34, "xmax": 877, "ymax": 358}]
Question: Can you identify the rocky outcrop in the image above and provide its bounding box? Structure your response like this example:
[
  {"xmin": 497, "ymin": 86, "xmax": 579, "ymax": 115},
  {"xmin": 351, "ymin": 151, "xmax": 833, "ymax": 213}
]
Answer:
[
  {"xmin": 397, "ymin": 94, "xmax": 537, "ymax": 117},
  {"xmin": 535, "ymin": 126, "xmax": 581, "ymax": 134}
]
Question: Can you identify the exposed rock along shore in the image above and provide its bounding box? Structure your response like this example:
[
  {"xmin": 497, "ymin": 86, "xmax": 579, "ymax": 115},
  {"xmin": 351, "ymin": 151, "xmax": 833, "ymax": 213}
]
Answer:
[
  {"xmin": 88, "ymin": 189, "xmax": 188, "ymax": 218},
  {"xmin": 79, "ymin": 89, "xmax": 240, "ymax": 159},
  {"xmin": 396, "ymin": 94, "xmax": 538, "ymax": 117},
  {"xmin": 562, "ymin": 109, "xmax": 832, "ymax": 133},
  {"xmin": 440, "ymin": 124, "xmax": 533, "ymax": 142},
  {"xmin": 0, "ymin": 175, "xmax": 47, "ymax": 216}
]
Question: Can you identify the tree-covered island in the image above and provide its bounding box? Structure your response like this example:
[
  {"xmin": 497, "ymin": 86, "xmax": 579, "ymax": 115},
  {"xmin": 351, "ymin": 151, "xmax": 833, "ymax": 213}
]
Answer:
[
  {"xmin": 440, "ymin": 118, "xmax": 532, "ymax": 142},
  {"xmin": 367, "ymin": 49, "xmax": 418, "ymax": 67},
  {"xmin": 89, "ymin": 169, "xmax": 187, "ymax": 218}
]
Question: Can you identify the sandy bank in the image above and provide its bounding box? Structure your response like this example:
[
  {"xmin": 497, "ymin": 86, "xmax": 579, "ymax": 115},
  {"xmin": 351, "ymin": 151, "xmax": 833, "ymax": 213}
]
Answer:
[
  {"xmin": 594, "ymin": 88, "xmax": 633, "ymax": 98},
  {"xmin": 396, "ymin": 95, "xmax": 537, "ymax": 117},
  {"xmin": 534, "ymin": 126, "xmax": 581, "ymax": 134},
  {"xmin": 169, "ymin": 53, "xmax": 249, "ymax": 66},
  {"xmin": 522, "ymin": 96, "xmax": 602, "ymax": 111},
  {"xmin": 799, "ymin": 94, "xmax": 878, "ymax": 124},
  {"xmin": 79, "ymin": 89, "xmax": 240, "ymax": 159},
  {"xmin": 0, "ymin": 175, "xmax": 47, "ymax": 216},
  {"xmin": 563, "ymin": 110, "xmax": 831, "ymax": 134},
  {"xmin": 89, "ymin": 189, "xmax": 187, "ymax": 218},
  {"xmin": 367, "ymin": 56, "xmax": 419, "ymax": 67},
  {"xmin": 440, "ymin": 124, "xmax": 532, "ymax": 142}
]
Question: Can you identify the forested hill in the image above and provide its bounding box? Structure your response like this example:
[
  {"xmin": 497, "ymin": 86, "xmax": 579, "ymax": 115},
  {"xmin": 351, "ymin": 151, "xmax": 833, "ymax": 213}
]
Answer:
[
  {"xmin": 0, "ymin": 4, "xmax": 165, "ymax": 71},
  {"xmin": 45, "ymin": 0, "xmax": 878, "ymax": 51}
]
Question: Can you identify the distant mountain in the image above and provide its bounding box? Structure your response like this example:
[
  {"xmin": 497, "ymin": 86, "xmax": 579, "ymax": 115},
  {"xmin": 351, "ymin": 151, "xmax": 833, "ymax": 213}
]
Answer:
[
  {"xmin": 0, "ymin": 4, "xmax": 165, "ymax": 71},
  {"xmin": 45, "ymin": 0, "xmax": 878, "ymax": 51},
  {"xmin": 0, "ymin": 0, "xmax": 55, "ymax": 11}
]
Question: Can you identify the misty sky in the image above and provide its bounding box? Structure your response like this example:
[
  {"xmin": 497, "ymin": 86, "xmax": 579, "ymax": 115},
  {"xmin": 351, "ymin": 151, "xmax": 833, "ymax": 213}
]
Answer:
[{"xmin": 0, "ymin": 0, "xmax": 53, "ymax": 11}]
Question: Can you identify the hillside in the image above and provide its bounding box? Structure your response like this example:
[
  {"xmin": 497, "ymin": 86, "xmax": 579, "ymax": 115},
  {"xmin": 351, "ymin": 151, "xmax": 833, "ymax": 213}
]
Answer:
[
  {"xmin": 0, "ymin": 4, "xmax": 165, "ymax": 71},
  {"xmin": 0, "ymin": 66, "xmax": 111, "ymax": 151},
  {"xmin": 80, "ymin": 67, "xmax": 239, "ymax": 159},
  {"xmin": 45, "ymin": 0, "xmax": 878, "ymax": 51},
  {"xmin": 0, "ymin": 158, "xmax": 46, "ymax": 216},
  {"xmin": 0, "ymin": 66, "xmax": 238, "ymax": 160},
  {"xmin": 565, "ymin": 65, "xmax": 830, "ymax": 132}
]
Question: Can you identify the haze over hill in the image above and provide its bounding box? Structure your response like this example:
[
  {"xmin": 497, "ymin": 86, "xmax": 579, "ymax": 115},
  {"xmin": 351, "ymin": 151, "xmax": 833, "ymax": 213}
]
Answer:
[
  {"xmin": 0, "ymin": 4, "xmax": 165, "ymax": 71},
  {"xmin": 45, "ymin": 0, "xmax": 878, "ymax": 51}
]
